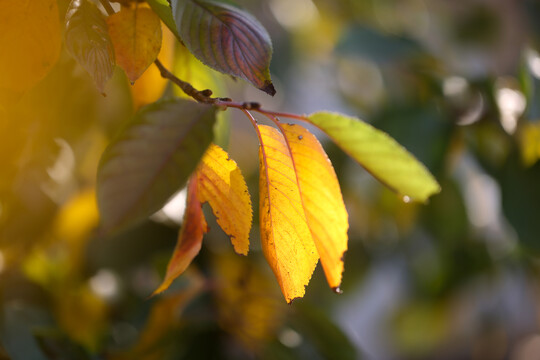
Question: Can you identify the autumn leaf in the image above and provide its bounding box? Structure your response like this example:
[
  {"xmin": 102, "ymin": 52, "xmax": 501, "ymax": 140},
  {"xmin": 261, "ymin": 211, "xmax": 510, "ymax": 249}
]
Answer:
[
  {"xmin": 107, "ymin": 6, "xmax": 162, "ymax": 83},
  {"xmin": 153, "ymin": 179, "xmax": 208, "ymax": 295},
  {"xmin": 196, "ymin": 144, "xmax": 252, "ymax": 255},
  {"xmin": 65, "ymin": 0, "xmax": 116, "ymax": 94},
  {"xmin": 97, "ymin": 99, "xmax": 216, "ymax": 231},
  {"xmin": 171, "ymin": 0, "xmax": 275, "ymax": 95},
  {"xmin": 279, "ymin": 124, "xmax": 348, "ymax": 291},
  {"xmin": 308, "ymin": 112, "xmax": 441, "ymax": 203},
  {"xmin": 0, "ymin": 0, "xmax": 61, "ymax": 104},
  {"xmin": 258, "ymin": 125, "xmax": 319, "ymax": 303},
  {"xmin": 153, "ymin": 144, "xmax": 250, "ymax": 294},
  {"xmin": 130, "ymin": 24, "xmax": 176, "ymax": 109}
]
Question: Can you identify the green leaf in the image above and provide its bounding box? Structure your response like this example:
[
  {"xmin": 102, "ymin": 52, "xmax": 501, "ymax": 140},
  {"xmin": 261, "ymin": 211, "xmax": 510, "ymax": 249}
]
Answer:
[
  {"xmin": 97, "ymin": 99, "xmax": 216, "ymax": 231},
  {"xmin": 171, "ymin": 0, "xmax": 275, "ymax": 95},
  {"xmin": 64, "ymin": 0, "xmax": 115, "ymax": 94},
  {"xmin": 146, "ymin": 0, "xmax": 183, "ymax": 41},
  {"xmin": 308, "ymin": 111, "xmax": 440, "ymax": 203}
]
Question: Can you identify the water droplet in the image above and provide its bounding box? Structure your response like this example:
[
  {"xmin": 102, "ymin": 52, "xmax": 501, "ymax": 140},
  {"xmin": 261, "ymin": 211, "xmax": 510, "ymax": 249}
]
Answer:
[
  {"xmin": 332, "ymin": 286, "xmax": 343, "ymax": 294},
  {"xmin": 402, "ymin": 195, "xmax": 411, "ymax": 203},
  {"xmin": 298, "ymin": 135, "xmax": 303, "ymax": 140}
]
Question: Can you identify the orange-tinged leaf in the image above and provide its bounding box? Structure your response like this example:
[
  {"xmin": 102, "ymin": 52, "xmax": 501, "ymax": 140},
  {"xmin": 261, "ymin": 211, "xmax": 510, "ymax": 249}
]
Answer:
[
  {"xmin": 153, "ymin": 179, "xmax": 208, "ymax": 295},
  {"xmin": 0, "ymin": 0, "xmax": 61, "ymax": 104},
  {"xmin": 258, "ymin": 125, "xmax": 318, "ymax": 303},
  {"xmin": 130, "ymin": 24, "xmax": 175, "ymax": 109},
  {"xmin": 280, "ymin": 124, "xmax": 348, "ymax": 290},
  {"xmin": 107, "ymin": 7, "xmax": 162, "ymax": 83},
  {"xmin": 196, "ymin": 144, "xmax": 251, "ymax": 255}
]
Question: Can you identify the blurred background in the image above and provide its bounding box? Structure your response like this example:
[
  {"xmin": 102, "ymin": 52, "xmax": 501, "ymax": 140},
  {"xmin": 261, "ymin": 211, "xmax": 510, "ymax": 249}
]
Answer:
[{"xmin": 2, "ymin": 0, "xmax": 540, "ymax": 359}]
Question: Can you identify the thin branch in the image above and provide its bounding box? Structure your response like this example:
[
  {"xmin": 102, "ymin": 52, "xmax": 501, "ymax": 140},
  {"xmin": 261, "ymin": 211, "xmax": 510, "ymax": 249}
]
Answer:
[
  {"xmin": 99, "ymin": 0, "xmax": 115, "ymax": 16},
  {"xmin": 154, "ymin": 59, "xmax": 216, "ymax": 104}
]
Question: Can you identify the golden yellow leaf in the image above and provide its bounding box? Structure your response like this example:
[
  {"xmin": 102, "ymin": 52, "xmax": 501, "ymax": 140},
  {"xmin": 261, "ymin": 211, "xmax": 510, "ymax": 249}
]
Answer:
[
  {"xmin": 258, "ymin": 125, "xmax": 319, "ymax": 303},
  {"xmin": 153, "ymin": 179, "xmax": 208, "ymax": 295},
  {"xmin": 130, "ymin": 24, "xmax": 175, "ymax": 109},
  {"xmin": 213, "ymin": 254, "xmax": 285, "ymax": 349},
  {"xmin": 520, "ymin": 121, "xmax": 540, "ymax": 167},
  {"xmin": 107, "ymin": 6, "xmax": 162, "ymax": 83},
  {"xmin": 280, "ymin": 124, "xmax": 348, "ymax": 291},
  {"xmin": 0, "ymin": 0, "xmax": 61, "ymax": 104},
  {"xmin": 197, "ymin": 144, "xmax": 251, "ymax": 255}
]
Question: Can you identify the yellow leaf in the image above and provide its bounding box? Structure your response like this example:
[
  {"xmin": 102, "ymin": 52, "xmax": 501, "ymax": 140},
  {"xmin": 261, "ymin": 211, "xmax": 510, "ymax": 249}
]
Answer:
[
  {"xmin": 54, "ymin": 188, "xmax": 99, "ymax": 246},
  {"xmin": 196, "ymin": 144, "xmax": 252, "ymax": 255},
  {"xmin": 213, "ymin": 254, "xmax": 286, "ymax": 348},
  {"xmin": 280, "ymin": 124, "xmax": 348, "ymax": 290},
  {"xmin": 153, "ymin": 179, "xmax": 208, "ymax": 295},
  {"xmin": 0, "ymin": 0, "xmax": 61, "ymax": 104},
  {"xmin": 520, "ymin": 121, "xmax": 540, "ymax": 167},
  {"xmin": 130, "ymin": 24, "xmax": 175, "ymax": 109},
  {"xmin": 258, "ymin": 125, "xmax": 319, "ymax": 303},
  {"xmin": 107, "ymin": 6, "xmax": 162, "ymax": 83}
]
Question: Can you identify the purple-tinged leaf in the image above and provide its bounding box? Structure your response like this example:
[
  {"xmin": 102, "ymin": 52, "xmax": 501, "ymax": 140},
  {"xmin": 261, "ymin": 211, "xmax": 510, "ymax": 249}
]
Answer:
[
  {"xmin": 97, "ymin": 99, "xmax": 216, "ymax": 231},
  {"xmin": 64, "ymin": 0, "xmax": 115, "ymax": 94},
  {"xmin": 171, "ymin": 0, "xmax": 275, "ymax": 95}
]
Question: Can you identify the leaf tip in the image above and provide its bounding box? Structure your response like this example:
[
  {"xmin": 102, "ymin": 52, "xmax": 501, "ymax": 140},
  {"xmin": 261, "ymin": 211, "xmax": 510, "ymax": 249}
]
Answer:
[
  {"xmin": 261, "ymin": 81, "xmax": 276, "ymax": 96},
  {"xmin": 287, "ymin": 296, "xmax": 303, "ymax": 305}
]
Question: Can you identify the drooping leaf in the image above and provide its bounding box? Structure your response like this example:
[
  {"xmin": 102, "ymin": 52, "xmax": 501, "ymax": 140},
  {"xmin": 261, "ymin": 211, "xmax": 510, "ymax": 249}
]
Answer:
[
  {"xmin": 196, "ymin": 144, "xmax": 251, "ymax": 255},
  {"xmin": 258, "ymin": 125, "xmax": 318, "ymax": 303},
  {"xmin": 107, "ymin": 6, "xmax": 162, "ymax": 83},
  {"xmin": 153, "ymin": 179, "xmax": 208, "ymax": 295},
  {"xmin": 280, "ymin": 124, "xmax": 348, "ymax": 291},
  {"xmin": 130, "ymin": 24, "xmax": 176, "ymax": 109},
  {"xmin": 146, "ymin": 0, "xmax": 183, "ymax": 41},
  {"xmin": 97, "ymin": 99, "xmax": 216, "ymax": 231},
  {"xmin": 65, "ymin": 0, "xmax": 116, "ymax": 94},
  {"xmin": 171, "ymin": 0, "xmax": 275, "ymax": 95},
  {"xmin": 0, "ymin": 0, "xmax": 61, "ymax": 104},
  {"xmin": 308, "ymin": 112, "xmax": 441, "ymax": 203}
]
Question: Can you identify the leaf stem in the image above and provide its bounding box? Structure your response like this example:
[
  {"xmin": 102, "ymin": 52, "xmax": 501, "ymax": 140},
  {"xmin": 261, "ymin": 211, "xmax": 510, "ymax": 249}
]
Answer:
[
  {"xmin": 98, "ymin": 0, "xmax": 308, "ymax": 124},
  {"xmin": 99, "ymin": 0, "xmax": 115, "ymax": 16},
  {"xmin": 154, "ymin": 59, "xmax": 216, "ymax": 104}
]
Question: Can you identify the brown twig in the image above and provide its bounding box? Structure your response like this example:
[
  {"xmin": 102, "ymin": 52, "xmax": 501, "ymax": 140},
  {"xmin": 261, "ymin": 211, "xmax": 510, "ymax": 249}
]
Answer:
[
  {"xmin": 98, "ymin": 0, "xmax": 115, "ymax": 15},
  {"xmin": 153, "ymin": 59, "xmax": 216, "ymax": 104},
  {"xmin": 97, "ymin": 0, "xmax": 308, "ymax": 122}
]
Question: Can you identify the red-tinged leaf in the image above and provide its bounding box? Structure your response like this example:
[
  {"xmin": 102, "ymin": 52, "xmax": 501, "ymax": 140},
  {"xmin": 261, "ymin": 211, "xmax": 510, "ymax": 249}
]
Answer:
[
  {"xmin": 97, "ymin": 99, "xmax": 216, "ymax": 231},
  {"xmin": 258, "ymin": 125, "xmax": 318, "ymax": 303},
  {"xmin": 171, "ymin": 0, "xmax": 275, "ymax": 95},
  {"xmin": 107, "ymin": 7, "xmax": 162, "ymax": 83},
  {"xmin": 65, "ymin": 0, "xmax": 116, "ymax": 94},
  {"xmin": 280, "ymin": 124, "xmax": 349, "ymax": 291},
  {"xmin": 153, "ymin": 179, "xmax": 208, "ymax": 295},
  {"xmin": 0, "ymin": 0, "xmax": 61, "ymax": 104},
  {"xmin": 196, "ymin": 144, "xmax": 252, "ymax": 255}
]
